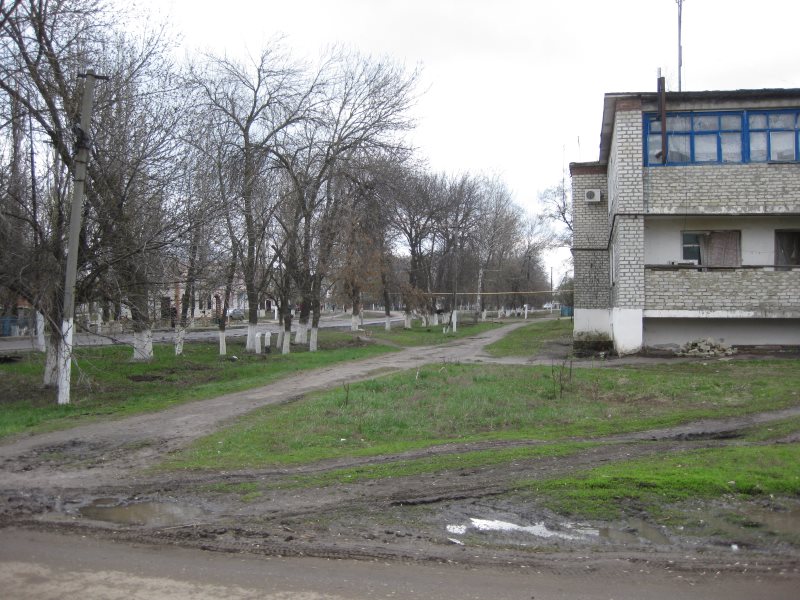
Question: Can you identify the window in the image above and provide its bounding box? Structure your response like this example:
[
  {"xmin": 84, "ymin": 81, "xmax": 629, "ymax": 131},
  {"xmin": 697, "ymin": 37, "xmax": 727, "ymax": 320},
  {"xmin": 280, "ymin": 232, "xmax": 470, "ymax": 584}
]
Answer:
[
  {"xmin": 775, "ymin": 231, "xmax": 800, "ymax": 267},
  {"xmin": 682, "ymin": 231, "xmax": 741, "ymax": 267},
  {"xmin": 644, "ymin": 109, "xmax": 800, "ymax": 166}
]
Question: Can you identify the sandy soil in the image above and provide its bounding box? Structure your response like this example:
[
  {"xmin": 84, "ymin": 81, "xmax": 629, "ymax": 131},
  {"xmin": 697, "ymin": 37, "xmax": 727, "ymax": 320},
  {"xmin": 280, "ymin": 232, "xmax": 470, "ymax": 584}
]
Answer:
[{"xmin": 2, "ymin": 321, "xmax": 799, "ymax": 596}]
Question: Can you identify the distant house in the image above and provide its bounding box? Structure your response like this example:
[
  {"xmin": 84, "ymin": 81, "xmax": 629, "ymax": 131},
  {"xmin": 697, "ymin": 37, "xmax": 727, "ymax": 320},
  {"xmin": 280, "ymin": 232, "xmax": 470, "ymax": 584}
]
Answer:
[{"xmin": 571, "ymin": 87, "xmax": 800, "ymax": 354}]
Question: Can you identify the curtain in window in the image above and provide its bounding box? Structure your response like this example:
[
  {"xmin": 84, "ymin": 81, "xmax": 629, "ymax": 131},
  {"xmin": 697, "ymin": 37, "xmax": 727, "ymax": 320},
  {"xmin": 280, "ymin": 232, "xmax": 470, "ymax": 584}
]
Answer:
[
  {"xmin": 776, "ymin": 232, "xmax": 800, "ymax": 266},
  {"xmin": 699, "ymin": 231, "xmax": 741, "ymax": 267}
]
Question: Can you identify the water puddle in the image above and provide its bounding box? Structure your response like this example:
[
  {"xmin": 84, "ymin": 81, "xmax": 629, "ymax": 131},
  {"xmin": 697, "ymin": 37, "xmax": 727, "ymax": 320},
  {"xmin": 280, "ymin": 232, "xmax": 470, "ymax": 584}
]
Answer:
[
  {"xmin": 447, "ymin": 516, "xmax": 671, "ymax": 546},
  {"xmin": 79, "ymin": 498, "xmax": 207, "ymax": 527}
]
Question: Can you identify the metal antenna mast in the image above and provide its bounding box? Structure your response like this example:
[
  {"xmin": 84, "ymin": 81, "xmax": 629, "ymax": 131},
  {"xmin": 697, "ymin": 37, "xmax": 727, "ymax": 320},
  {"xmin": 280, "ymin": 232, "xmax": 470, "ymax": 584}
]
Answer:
[{"xmin": 676, "ymin": 0, "xmax": 684, "ymax": 91}]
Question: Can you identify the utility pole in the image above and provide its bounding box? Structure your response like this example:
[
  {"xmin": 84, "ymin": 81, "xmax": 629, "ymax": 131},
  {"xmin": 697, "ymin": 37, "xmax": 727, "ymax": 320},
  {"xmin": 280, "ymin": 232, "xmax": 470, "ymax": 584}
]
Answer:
[
  {"xmin": 57, "ymin": 69, "xmax": 103, "ymax": 405},
  {"xmin": 676, "ymin": 0, "xmax": 684, "ymax": 91}
]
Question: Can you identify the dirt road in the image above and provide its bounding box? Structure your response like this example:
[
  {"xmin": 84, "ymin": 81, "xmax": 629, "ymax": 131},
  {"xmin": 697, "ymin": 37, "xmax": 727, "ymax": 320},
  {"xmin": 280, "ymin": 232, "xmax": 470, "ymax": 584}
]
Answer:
[{"xmin": 2, "ymin": 321, "xmax": 799, "ymax": 598}]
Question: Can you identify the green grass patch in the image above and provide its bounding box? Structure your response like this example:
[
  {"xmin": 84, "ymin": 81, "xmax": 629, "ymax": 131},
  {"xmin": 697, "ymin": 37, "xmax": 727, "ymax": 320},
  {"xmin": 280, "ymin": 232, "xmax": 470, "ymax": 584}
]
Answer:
[
  {"xmin": 484, "ymin": 318, "xmax": 573, "ymax": 357},
  {"xmin": 0, "ymin": 331, "xmax": 396, "ymax": 438},
  {"xmin": 285, "ymin": 442, "xmax": 594, "ymax": 489},
  {"xmin": 367, "ymin": 321, "xmax": 503, "ymax": 347},
  {"xmin": 525, "ymin": 444, "xmax": 800, "ymax": 520},
  {"xmin": 164, "ymin": 359, "xmax": 800, "ymax": 471}
]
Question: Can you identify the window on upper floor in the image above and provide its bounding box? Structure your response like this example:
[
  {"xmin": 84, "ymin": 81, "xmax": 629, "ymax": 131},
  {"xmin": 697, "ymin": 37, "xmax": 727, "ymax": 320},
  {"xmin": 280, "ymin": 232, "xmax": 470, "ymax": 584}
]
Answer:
[
  {"xmin": 644, "ymin": 109, "xmax": 800, "ymax": 166},
  {"xmin": 775, "ymin": 230, "xmax": 800, "ymax": 268},
  {"xmin": 682, "ymin": 231, "xmax": 741, "ymax": 267}
]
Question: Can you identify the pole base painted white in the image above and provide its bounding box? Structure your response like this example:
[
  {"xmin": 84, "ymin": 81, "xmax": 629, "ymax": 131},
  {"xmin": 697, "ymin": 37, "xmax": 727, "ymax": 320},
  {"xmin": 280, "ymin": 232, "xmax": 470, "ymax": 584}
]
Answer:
[
  {"xmin": 56, "ymin": 319, "xmax": 74, "ymax": 405},
  {"xmin": 218, "ymin": 330, "xmax": 227, "ymax": 355}
]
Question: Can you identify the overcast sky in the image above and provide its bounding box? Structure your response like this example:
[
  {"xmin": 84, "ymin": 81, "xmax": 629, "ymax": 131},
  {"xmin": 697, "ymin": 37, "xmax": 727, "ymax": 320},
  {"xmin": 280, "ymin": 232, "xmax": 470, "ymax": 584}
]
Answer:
[{"xmin": 139, "ymin": 0, "xmax": 800, "ymax": 278}]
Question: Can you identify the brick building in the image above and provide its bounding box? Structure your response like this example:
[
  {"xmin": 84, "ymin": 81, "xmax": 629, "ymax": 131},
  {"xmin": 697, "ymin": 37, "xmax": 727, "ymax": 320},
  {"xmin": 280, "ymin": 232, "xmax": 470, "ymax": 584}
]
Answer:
[{"xmin": 571, "ymin": 87, "xmax": 800, "ymax": 354}]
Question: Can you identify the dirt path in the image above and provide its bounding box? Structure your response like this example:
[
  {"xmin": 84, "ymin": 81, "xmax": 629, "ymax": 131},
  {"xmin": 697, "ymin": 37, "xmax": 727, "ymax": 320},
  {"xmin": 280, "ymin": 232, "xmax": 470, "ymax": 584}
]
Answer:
[{"xmin": 2, "ymin": 320, "xmax": 800, "ymax": 590}]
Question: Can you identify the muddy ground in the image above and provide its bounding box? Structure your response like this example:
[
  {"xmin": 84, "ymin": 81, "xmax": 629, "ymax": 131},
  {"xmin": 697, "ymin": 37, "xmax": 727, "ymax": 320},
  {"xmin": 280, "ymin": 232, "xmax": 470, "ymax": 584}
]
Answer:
[{"xmin": 1, "ymin": 321, "xmax": 799, "ymax": 588}]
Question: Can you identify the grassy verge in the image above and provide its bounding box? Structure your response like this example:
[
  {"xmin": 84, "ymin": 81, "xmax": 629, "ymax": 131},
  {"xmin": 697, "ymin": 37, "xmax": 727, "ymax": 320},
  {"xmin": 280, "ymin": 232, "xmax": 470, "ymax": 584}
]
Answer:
[
  {"xmin": 366, "ymin": 320, "xmax": 503, "ymax": 347},
  {"xmin": 524, "ymin": 443, "xmax": 800, "ymax": 520},
  {"xmin": 484, "ymin": 318, "xmax": 572, "ymax": 357},
  {"xmin": 165, "ymin": 359, "xmax": 800, "ymax": 470},
  {"xmin": 283, "ymin": 442, "xmax": 595, "ymax": 489},
  {"xmin": 0, "ymin": 330, "xmax": 396, "ymax": 438}
]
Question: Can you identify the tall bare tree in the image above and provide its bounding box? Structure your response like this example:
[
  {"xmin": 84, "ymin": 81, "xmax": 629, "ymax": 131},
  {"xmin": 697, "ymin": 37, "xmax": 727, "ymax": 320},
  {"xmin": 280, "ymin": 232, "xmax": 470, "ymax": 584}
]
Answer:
[{"xmin": 189, "ymin": 46, "xmax": 315, "ymax": 353}]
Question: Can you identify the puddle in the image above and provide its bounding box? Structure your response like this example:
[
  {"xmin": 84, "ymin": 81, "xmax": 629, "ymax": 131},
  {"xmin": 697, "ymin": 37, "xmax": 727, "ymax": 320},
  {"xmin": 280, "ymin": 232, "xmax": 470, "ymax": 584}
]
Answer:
[
  {"xmin": 741, "ymin": 506, "xmax": 800, "ymax": 536},
  {"xmin": 447, "ymin": 517, "xmax": 597, "ymax": 542},
  {"xmin": 599, "ymin": 518, "xmax": 671, "ymax": 545},
  {"xmin": 79, "ymin": 499, "xmax": 207, "ymax": 527},
  {"xmin": 446, "ymin": 516, "xmax": 671, "ymax": 546}
]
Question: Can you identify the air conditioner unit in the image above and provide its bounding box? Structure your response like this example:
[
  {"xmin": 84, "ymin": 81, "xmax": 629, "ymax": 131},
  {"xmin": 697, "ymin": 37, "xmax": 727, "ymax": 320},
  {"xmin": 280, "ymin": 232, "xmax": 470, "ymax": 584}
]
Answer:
[{"xmin": 584, "ymin": 189, "xmax": 602, "ymax": 203}]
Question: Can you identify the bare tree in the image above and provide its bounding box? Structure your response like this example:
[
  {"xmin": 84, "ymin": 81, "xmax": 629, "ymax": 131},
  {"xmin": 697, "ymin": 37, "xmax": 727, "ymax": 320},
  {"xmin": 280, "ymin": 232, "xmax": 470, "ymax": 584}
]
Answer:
[
  {"xmin": 189, "ymin": 46, "xmax": 315, "ymax": 353},
  {"xmin": 274, "ymin": 50, "xmax": 418, "ymax": 351},
  {"xmin": 539, "ymin": 176, "xmax": 572, "ymax": 246}
]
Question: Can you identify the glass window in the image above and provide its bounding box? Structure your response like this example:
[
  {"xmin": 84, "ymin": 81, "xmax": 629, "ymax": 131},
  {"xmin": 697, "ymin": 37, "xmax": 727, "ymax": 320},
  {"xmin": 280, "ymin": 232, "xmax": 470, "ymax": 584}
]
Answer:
[
  {"xmin": 694, "ymin": 115, "xmax": 718, "ymax": 131},
  {"xmin": 749, "ymin": 114, "xmax": 768, "ymax": 129},
  {"xmin": 775, "ymin": 231, "xmax": 800, "ymax": 267},
  {"xmin": 645, "ymin": 109, "xmax": 800, "ymax": 166},
  {"xmin": 667, "ymin": 115, "xmax": 691, "ymax": 131},
  {"xmin": 647, "ymin": 134, "xmax": 663, "ymax": 163},
  {"xmin": 682, "ymin": 233, "xmax": 701, "ymax": 262},
  {"xmin": 750, "ymin": 131, "xmax": 768, "ymax": 161},
  {"xmin": 695, "ymin": 134, "xmax": 717, "ymax": 162},
  {"xmin": 769, "ymin": 113, "xmax": 794, "ymax": 128},
  {"xmin": 668, "ymin": 135, "xmax": 690, "ymax": 162},
  {"xmin": 721, "ymin": 133, "xmax": 742, "ymax": 162},
  {"xmin": 770, "ymin": 131, "xmax": 795, "ymax": 160},
  {"xmin": 721, "ymin": 115, "xmax": 742, "ymax": 130}
]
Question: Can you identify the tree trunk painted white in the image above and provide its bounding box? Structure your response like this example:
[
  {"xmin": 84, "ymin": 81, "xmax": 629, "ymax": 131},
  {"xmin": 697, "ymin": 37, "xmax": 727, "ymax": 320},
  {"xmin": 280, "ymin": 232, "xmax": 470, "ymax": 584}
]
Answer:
[
  {"xmin": 175, "ymin": 326, "xmax": 185, "ymax": 356},
  {"xmin": 35, "ymin": 312, "xmax": 45, "ymax": 352},
  {"xmin": 524, "ymin": 305, "xmax": 529, "ymax": 319},
  {"xmin": 44, "ymin": 334, "xmax": 59, "ymax": 387},
  {"xmin": 132, "ymin": 329, "xmax": 153, "ymax": 361},
  {"xmin": 452, "ymin": 309, "xmax": 458, "ymax": 333},
  {"xmin": 351, "ymin": 314, "xmax": 359, "ymax": 331},
  {"xmin": 56, "ymin": 319, "xmax": 73, "ymax": 404},
  {"xmin": 309, "ymin": 326, "xmax": 319, "ymax": 352},
  {"xmin": 254, "ymin": 332, "xmax": 262, "ymax": 354},
  {"xmin": 282, "ymin": 329, "xmax": 291, "ymax": 354},
  {"xmin": 482, "ymin": 310, "xmax": 487, "ymax": 321},
  {"xmin": 476, "ymin": 265, "xmax": 484, "ymax": 317},
  {"xmin": 263, "ymin": 332, "xmax": 271, "ymax": 351},
  {"xmin": 218, "ymin": 330, "xmax": 227, "ymax": 355},
  {"xmin": 277, "ymin": 328, "xmax": 284, "ymax": 350},
  {"xmin": 246, "ymin": 323, "xmax": 258, "ymax": 352},
  {"xmin": 404, "ymin": 312, "xmax": 412, "ymax": 329},
  {"xmin": 431, "ymin": 312, "xmax": 438, "ymax": 326},
  {"xmin": 295, "ymin": 320, "xmax": 308, "ymax": 344},
  {"xmin": 273, "ymin": 306, "xmax": 279, "ymax": 321},
  {"xmin": 384, "ymin": 315, "xmax": 392, "ymax": 331}
]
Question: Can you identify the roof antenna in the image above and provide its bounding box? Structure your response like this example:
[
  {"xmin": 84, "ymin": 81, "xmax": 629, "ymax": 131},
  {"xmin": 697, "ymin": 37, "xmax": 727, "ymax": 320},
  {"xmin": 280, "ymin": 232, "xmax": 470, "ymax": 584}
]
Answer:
[{"xmin": 676, "ymin": 0, "xmax": 684, "ymax": 91}]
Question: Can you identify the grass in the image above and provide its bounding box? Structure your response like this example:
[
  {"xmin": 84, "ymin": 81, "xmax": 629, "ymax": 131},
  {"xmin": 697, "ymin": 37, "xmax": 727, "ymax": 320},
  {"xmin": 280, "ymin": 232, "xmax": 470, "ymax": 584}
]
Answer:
[
  {"xmin": 367, "ymin": 320, "xmax": 503, "ymax": 347},
  {"xmin": 283, "ymin": 442, "xmax": 594, "ymax": 489},
  {"xmin": 484, "ymin": 318, "xmax": 573, "ymax": 357},
  {"xmin": 525, "ymin": 444, "xmax": 800, "ymax": 520},
  {"xmin": 0, "ymin": 330, "xmax": 397, "ymax": 439},
  {"xmin": 164, "ymin": 358, "xmax": 800, "ymax": 470}
]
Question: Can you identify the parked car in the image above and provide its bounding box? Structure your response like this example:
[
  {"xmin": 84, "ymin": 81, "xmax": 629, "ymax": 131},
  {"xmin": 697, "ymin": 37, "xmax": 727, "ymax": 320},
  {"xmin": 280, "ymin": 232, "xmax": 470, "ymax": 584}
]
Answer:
[{"xmin": 228, "ymin": 308, "xmax": 245, "ymax": 320}]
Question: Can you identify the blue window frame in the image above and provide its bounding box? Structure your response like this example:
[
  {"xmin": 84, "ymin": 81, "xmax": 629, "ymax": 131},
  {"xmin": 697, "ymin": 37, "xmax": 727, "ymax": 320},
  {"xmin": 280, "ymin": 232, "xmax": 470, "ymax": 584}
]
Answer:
[{"xmin": 644, "ymin": 109, "xmax": 800, "ymax": 166}]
